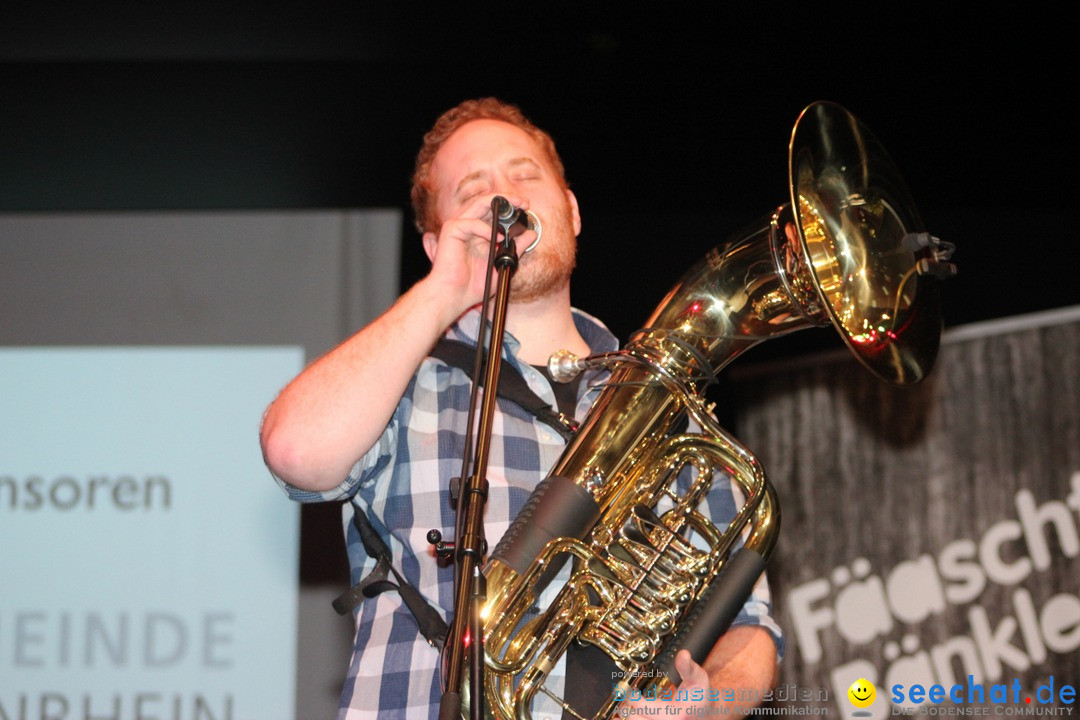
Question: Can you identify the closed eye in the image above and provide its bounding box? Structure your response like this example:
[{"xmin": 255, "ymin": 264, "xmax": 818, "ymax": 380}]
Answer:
[
  {"xmin": 457, "ymin": 184, "xmax": 489, "ymax": 204},
  {"xmin": 507, "ymin": 157, "xmax": 543, "ymax": 182}
]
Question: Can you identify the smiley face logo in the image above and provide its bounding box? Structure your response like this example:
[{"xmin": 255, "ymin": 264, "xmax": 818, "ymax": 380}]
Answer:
[{"xmin": 847, "ymin": 678, "xmax": 876, "ymax": 709}]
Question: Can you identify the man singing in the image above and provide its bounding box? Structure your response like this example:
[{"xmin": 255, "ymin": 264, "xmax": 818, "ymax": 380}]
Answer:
[{"xmin": 260, "ymin": 97, "xmax": 781, "ymax": 719}]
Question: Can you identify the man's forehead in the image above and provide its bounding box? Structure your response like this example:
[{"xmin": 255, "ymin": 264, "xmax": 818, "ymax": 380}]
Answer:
[{"xmin": 433, "ymin": 119, "xmax": 545, "ymax": 175}]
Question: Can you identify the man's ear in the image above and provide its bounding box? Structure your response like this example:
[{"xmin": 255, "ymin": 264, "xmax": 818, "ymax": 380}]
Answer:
[
  {"xmin": 566, "ymin": 189, "xmax": 582, "ymax": 236},
  {"xmin": 422, "ymin": 231, "xmax": 438, "ymax": 263}
]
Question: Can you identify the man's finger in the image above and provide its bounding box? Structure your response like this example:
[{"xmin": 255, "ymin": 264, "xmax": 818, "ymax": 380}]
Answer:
[{"xmin": 674, "ymin": 649, "xmax": 709, "ymax": 690}]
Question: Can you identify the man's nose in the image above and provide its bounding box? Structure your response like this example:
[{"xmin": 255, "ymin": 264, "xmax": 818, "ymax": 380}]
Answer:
[
  {"xmin": 492, "ymin": 173, "xmax": 528, "ymax": 204},
  {"xmin": 492, "ymin": 183, "xmax": 522, "ymax": 205}
]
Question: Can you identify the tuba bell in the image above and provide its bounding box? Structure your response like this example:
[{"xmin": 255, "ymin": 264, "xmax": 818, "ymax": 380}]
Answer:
[{"xmin": 462, "ymin": 101, "xmax": 955, "ymax": 719}]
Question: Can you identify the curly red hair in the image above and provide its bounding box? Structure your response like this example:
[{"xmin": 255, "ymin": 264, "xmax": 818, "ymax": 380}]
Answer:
[{"xmin": 410, "ymin": 98, "xmax": 567, "ymax": 233}]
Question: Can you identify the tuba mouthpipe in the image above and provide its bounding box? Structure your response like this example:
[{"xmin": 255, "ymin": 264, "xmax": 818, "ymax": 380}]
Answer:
[{"xmin": 546, "ymin": 349, "xmax": 592, "ymax": 383}]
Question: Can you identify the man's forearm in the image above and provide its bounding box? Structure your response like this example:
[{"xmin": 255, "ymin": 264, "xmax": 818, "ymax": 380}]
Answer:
[
  {"xmin": 260, "ymin": 276, "xmax": 465, "ymax": 492},
  {"xmin": 703, "ymin": 626, "xmax": 779, "ymax": 709}
]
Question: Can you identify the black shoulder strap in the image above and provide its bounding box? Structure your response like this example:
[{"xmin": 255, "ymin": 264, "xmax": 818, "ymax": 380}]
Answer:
[
  {"xmin": 332, "ymin": 338, "xmax": 581, "ymax": 640},
  {"xmin": 429, "ymin": 338, "xmax": 578, "ymax": 439},
  {"xmin": 332, "ymin": 502, "xmax": 448, "ymax": 650}
]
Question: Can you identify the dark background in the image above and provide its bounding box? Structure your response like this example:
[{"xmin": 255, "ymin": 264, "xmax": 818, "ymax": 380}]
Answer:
[{"xmin": 4, "ymin": 3, "xmax": 1077, "ymax": 581}]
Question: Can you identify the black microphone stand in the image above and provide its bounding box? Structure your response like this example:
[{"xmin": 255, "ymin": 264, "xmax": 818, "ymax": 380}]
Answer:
[{"xmin": 438, "ymin": 197, "xmax": 521, "ymax": 720}]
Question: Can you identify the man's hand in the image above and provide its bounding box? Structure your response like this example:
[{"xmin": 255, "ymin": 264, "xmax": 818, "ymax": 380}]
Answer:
[
  {"xmin": 422, "ymin": 193, "xmax": 535, "ymax": 317},
  {"xmin": 618, "ymin": 627, "xmax": 778, "ymax": 718},
  {"xmin": 619, "ymin": 651, "xmax": 710, "ymax": 719}
]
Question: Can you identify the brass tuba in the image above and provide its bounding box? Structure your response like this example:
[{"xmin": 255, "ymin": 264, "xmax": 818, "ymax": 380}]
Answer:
[{"xmin": 469, "ymin": 101, "xmax": 954, "ymax": 719}]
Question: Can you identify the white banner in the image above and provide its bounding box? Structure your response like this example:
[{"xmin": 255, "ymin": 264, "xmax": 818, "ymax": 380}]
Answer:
[{"xmin": 0, "ymin": 347, "xmax": 303, "ymax": 720}]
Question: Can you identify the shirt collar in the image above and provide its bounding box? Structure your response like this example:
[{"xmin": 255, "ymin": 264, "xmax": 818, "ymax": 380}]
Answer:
[{"xmin": 447, "ymin": 306, "xmax": 618, "ymax": 361}]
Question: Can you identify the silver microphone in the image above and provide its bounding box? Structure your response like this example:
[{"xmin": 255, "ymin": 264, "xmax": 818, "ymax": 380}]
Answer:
[{"xmin": 493, "ymin": 196, "xmax": 542, "ymax": 254}]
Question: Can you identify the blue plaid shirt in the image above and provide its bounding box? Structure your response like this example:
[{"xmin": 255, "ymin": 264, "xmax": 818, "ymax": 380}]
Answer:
[{"xmin": 276, "ymin": 307, "xmax": 781, "ymax": 719}]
